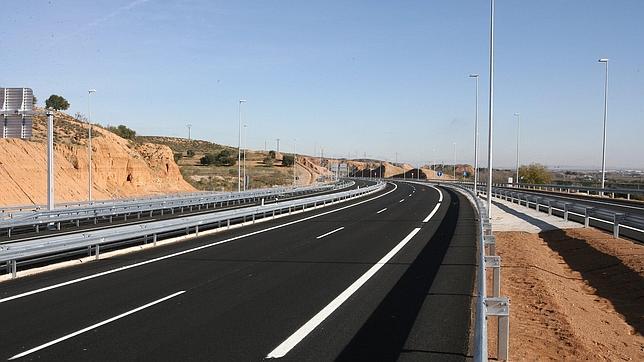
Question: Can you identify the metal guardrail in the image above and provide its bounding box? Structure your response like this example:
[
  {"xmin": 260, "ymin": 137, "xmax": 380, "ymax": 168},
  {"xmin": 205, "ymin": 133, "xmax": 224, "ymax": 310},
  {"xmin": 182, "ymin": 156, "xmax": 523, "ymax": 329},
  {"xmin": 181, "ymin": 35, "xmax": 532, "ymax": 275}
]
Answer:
[
  {"xmin": 0, "ymin": 181, "xmax": 385, "ymax": 279},
  {"xmin": 0, "ymin": 182, "xmax": 352, "ymax": 237},
  {"xmin": 399, "ymin": 180, "xmax": 509, "ymax": 361},
  {"xmin": 492, "ymin": 182, "xmax": 644, "ymax": 200},
  {"xmin": 473, "ymin": 185, "xmax": 644, "ymax": 242}
]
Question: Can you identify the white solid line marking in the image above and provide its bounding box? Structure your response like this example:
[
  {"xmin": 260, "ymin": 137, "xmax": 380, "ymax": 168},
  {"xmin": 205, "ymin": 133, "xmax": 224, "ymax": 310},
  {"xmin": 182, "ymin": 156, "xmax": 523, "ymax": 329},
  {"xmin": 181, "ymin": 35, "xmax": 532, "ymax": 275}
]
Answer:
[
  {"xmin": 423, "ymin": 203, "xmax": 442, "ymax": 223},
  {"xmin": 408, "ymin": 193, "xmax": 412, "ymax": 197},
  {"xmin": 9, "ymin": 290, "xmax": 185, "ymax": 360},
  {"xmin": 266, "ymin": 227, "xmax": 422, "ymax": 359},
  {"xmin": 376, "ymin": 208, "xmax": 387, "ymax": 214},
  {"xmin": 399, "ymin": 199, "xmax": 405, "ymax": 203},
  {"xmin": 0, "ymin": 184, "xmax": 399, "ymax": 304},
  {"xmin": 316, "ymin": 227, "xmax": 345, "ymax": 239}
]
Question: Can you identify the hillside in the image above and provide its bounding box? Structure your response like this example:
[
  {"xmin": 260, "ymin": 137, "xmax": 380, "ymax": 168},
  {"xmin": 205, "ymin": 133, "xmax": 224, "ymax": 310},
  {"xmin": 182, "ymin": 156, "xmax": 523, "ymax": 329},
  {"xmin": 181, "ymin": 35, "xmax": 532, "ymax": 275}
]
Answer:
[{"xmin": 0, "ymin": 109, "xmax": 194, "ymax": 206}]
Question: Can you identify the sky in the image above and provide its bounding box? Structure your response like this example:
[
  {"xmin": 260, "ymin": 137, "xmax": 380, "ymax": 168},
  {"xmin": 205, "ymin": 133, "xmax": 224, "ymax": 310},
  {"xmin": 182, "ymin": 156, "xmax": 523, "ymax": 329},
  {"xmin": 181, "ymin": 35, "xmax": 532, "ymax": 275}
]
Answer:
[{"xmin": 2, "ymin": 0, "xmax": 643, "ymax": 169}]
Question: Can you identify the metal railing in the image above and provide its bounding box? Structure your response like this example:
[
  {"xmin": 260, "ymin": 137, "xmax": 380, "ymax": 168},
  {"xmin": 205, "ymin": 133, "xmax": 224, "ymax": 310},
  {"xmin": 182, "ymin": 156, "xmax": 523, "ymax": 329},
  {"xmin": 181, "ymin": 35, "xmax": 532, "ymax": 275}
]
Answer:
[
  {"xmin": 474, "ymin": 185, "xmax": 644, "ymax": 242},
  {"xmin": 492, "ymin": 182, "xmax": 644, "ymax": 200},
  {"xmin": 0, "ymin": 181, "xmax": 385, "ymax": 279},
  {"xmin": 0, "ymin": 182, "xmax": 352, "ymax": 237}
]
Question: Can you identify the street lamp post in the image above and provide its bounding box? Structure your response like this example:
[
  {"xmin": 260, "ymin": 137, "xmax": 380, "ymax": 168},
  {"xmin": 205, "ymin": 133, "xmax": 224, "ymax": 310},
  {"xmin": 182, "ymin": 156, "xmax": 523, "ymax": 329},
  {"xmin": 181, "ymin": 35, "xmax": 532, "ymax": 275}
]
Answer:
[
  {"xmin": 514, "ymin": 112, "xmax": 520, "ymax": 186},
  {"xmin": 238, "ymin": 99, "xmax": 246, "ymax": 192},
  {"xmin": 469, "ymin": 74, "xmax": 480, "ymax": 195},
  {"xmin": 486, "ymin": 0, "xmax": 495, "ymax": 219},
  {"xmin": 47, "ymin": 110, "xmax": 54, "ymax": 211},
  {"xmin": 87, "ymin": 89, "xmax": 96, "ymax": 202},
  {"xmin": 598, "ymin": 58, "xmax": 609, "ymax": 192},
  {"xmin": 293, "ymin": 139, "xmax": 297, "ymax": 186},
  {"xmin": 243, "ymin": 124, "xmax": 247, "ymax": 191},
  {"xmin": 186, "ymin": 123, "xmax": 192, "ymax": 140},
  {"xmin": 453, "ymin": 142, "xmax": 457, "ymax": 180}
]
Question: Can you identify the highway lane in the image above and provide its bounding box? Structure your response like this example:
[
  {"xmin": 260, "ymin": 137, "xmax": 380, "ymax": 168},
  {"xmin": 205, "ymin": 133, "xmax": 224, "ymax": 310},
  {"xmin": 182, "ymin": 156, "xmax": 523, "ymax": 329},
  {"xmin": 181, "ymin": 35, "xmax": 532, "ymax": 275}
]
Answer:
[{"xmin": 0, "ymin": 181, "xmax": 476, "ymax": 361}]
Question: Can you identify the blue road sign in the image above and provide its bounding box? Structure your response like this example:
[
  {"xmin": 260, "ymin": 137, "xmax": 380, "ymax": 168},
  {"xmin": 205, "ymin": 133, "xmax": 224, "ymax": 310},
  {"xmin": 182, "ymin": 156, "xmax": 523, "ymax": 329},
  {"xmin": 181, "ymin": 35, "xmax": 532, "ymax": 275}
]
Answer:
[{"xmin": 437, "ymin": 171, "xmax": 443, "ymax": 177}]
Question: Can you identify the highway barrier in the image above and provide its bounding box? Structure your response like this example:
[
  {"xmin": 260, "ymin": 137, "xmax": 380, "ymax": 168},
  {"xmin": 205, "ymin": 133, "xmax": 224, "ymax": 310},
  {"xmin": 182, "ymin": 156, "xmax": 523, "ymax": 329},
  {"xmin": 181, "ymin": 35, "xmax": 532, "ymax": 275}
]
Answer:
[{"xmin": 0, "ymin": 181, "xmax": 385, "ymax": 279}]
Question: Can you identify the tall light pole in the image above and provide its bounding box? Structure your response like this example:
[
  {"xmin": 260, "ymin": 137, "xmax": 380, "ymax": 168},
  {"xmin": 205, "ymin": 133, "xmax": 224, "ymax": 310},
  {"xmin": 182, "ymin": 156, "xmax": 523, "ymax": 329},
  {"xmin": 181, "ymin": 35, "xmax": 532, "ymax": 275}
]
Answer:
[
  {"xmin": 598, "ymin": 58, "xmax": 609, "ymax": 191},
  {"xmin": 87, "ymin": 89, "xmax": 96, "ymax": 202},
  {"xmin": 486, "ymin": 0, "xmax": 495, "ymax": 218},
  {"xmin": 453, "ymin": 142, "xmax": 457, "ymax": 180},
  {"xmin": 47, "ymin": 110, "xmax": 55, "ymax": 211},
  {"xmin": 243, "ymin": 124, "xmax": 247, "ymax": 191},
  {"xmin": 238, "ymin": 99, "xmax": 246, "ymax": 192},
  {"xmin": 469, "ymin": 74, "xmax": 480, "ymax": 194},
  {"xmin": 293, "ymin": 139, "xmax": 297, "ymax": 186},
  {"xmin": 186, "ymin": 123, "xmax": 192, "ymax": 140},
  {"xmin": 514, "ymin": 112, "xmax": 520, "ymax": 185}
]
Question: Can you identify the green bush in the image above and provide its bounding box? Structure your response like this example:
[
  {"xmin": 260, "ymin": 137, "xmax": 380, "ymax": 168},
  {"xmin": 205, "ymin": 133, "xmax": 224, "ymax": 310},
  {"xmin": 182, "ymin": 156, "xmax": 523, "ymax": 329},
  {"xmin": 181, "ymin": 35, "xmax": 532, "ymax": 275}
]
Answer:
[
  {"xmin": 45, "ymin": 94, "xmax": 70, "ymax": 111},
  {"xmin": 186, "ymin": 149, "xmax": 195, "ymax": 157},
  {"xmin": 268, "ymin": 150, "xmax": 276, "ymax": 159},
  {"xmin": 282, "ymin": 154, "xmax": 295, "ymax": 167},
  {"xmin": 174, "ymin": 153, "xmax": 183, "ymax": 162},
  {"xmin": 263, "ymin": 157, "xmax": 274, "ymax": 166},
  {"xmin": 519, "ymin": 163, "xmax": 552, "ymax": 184},
  {"xmin": 107, "ymin": 124, "xmax": 137, "ymax": 140},
  {"xmin": 200, "ymin": 149, "xmax": 236, "ymax": 166}
]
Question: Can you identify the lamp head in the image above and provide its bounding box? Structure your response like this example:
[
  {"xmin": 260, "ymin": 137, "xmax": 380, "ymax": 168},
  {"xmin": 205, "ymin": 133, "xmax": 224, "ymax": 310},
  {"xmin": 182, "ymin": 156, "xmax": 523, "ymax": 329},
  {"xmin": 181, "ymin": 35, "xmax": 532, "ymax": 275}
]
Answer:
[
  {"xmin": 88, "ymin": 89, "xmax": 96, "ymax": 94},
  {"xmin": 469, "ymin": 74, "xmax": 479, "ymax": 78},
  {"xmin": 598, "ymin": 58, "xmax": 609, "ymax": 63}
]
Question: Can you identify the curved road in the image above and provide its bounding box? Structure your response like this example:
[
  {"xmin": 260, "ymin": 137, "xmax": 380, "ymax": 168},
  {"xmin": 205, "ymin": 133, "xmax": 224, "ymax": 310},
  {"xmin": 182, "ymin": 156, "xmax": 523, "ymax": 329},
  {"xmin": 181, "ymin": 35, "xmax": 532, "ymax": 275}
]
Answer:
[{"xmin": 0, "ymin": 181, "xmax": 477, "ymax": 361}]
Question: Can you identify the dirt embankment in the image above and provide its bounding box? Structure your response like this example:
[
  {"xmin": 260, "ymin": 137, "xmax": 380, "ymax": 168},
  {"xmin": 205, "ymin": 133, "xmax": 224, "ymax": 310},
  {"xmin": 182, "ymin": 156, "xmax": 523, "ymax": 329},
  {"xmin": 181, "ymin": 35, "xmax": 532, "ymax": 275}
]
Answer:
[
  {"xmin": 0, "ymin": 110, "xmax": 194, "ymax": 206},
  {"xmin": 490, "ymin": 228, "xmax": 643, "ymax": 360}
]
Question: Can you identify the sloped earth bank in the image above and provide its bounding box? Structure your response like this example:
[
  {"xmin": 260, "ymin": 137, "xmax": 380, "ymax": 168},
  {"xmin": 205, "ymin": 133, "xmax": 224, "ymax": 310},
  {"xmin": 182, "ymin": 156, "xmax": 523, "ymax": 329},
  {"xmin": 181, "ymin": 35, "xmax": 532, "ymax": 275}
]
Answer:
[{"xmin": 488, "ymin": 228, "xmax": 643, "ymax": 360}]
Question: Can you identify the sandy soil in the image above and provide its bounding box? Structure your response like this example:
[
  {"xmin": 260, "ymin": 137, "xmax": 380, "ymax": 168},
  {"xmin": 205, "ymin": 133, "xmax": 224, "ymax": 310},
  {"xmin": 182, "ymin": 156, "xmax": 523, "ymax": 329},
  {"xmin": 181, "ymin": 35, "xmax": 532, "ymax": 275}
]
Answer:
[{"xmin": 488, "ymin": 228, "xmax": 643, "ymax": 361}]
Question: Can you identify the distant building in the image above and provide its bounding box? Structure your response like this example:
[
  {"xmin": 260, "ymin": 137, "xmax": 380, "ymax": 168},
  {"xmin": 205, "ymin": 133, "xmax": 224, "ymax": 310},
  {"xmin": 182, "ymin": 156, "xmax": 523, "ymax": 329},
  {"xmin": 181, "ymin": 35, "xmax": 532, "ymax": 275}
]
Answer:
[{"xmin": 1, "ymin": 88, "xmax": 34, "ymax": 139}]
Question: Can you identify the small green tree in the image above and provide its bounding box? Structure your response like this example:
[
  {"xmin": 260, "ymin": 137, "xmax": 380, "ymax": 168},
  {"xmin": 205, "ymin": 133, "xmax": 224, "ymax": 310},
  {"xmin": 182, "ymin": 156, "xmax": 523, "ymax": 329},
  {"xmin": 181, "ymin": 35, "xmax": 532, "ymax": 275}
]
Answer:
[
  {"xmin": 519, "ymin": 163, "xmax": 552, "ymax": 184},
  {"xmin": 268, "ymin": 150, "xmax": 276, "ymax": 159},
  {"xmin": 200, "ymin": 153, "xmax": 215, "ymax": 165},
  {"xmin": 214, "ymin": 149, "xmax": 236, "ymax": 166},
  {"xmin": 174, "ymin": 153, "xmax": 183, "ymax": 162},
  {"xmin": 45, "ymin": 94, "xmax": 70, "ymax": 111},
  {"xmin": 186, "ymin": 149, "xmax": 195, "ymax": 157},
  {"xmin": 282, "ymin": 154, "xmax": 295, "ymax": 167},
  {"xmin": 107, "ymin": 125, "xmax": 136, "ymax": 140}
]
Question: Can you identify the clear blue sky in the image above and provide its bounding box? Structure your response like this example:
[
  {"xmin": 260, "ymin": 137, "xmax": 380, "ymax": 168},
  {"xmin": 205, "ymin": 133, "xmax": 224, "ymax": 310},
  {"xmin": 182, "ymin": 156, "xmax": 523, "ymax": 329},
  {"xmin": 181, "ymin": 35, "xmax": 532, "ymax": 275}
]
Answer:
[{"xmin": 2, "ymin": 0, "xmax": 643, "ymax": 169}]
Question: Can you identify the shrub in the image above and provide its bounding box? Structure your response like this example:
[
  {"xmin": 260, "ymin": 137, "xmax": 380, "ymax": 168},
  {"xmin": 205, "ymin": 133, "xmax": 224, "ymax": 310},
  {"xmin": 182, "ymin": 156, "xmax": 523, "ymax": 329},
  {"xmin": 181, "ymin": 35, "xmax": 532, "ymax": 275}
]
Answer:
[
  {"xmin": 263, "ymin": 157, "xmax": 274, "ymax": 166},
  {"xmin": 200, "ymin": 149, "xmax": 236, "ymax": 166},
  {"xmin": 45, "ymin": 94, "xmax": 70, "ymax": 110},
  {"xmin": 174, "ymin": 153, "xmax": 183, "ymax": 162},
  {"xmin": 519, "ymin": 163, "xmax": 552, "ymax": 184},
  {"xmin": 107, "ymin": 124, "xmax": 136, "ymax": 140},
  {"xmin": 186, "ymin": 149, "xmax": 195, "ymax": 157},
  {"xmin": 268, "ymin": 150, "xmax": 276, "ymax": 159},
  {"xmin": 282, "ymin": 154, "xmax": 295, "ymax": 167}
]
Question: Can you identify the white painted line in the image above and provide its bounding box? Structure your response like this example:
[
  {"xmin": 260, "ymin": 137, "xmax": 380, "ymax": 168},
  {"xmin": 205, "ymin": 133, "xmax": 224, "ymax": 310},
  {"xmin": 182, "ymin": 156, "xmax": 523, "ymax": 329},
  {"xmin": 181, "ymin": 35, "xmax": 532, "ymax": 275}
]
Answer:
[
  {"xmin": 266, "ymin": 227, "xmax": 422, "ymax": 359},
  {"xmin": 316, "ymin": 227, "xmax": 345, "ymax": 239},
  {"xmin": 399, "ymin": 199, "xmax": 405, "ymax": 203},
  {"xmin": 408, "ymin": 193, "xmax": 412, "ymax": 197},
  {"xmin": 0, "ymin": 183, "xmax": 399, "ymax": 304},
  {"xmin": 376, "ymin": 208, "xmax": 387, "ymax": 214},
  {"xmin": 423, "ymin": 203, "xmax": 442, "ymax": 223},
  {"xmin": 428, "ymin": 184, "xmax": 443, "ymax": 202},
  {"xmin": 9, "ymin": 290, "xmax": 185, "ymax": 360}
]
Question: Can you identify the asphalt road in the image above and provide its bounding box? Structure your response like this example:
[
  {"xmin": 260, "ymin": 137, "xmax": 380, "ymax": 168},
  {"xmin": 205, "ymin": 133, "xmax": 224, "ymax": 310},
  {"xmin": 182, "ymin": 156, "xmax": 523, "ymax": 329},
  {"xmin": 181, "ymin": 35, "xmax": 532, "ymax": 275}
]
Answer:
[{"xmin": 0, "ymin": 181, "xmax": 477, "ymax": 361}]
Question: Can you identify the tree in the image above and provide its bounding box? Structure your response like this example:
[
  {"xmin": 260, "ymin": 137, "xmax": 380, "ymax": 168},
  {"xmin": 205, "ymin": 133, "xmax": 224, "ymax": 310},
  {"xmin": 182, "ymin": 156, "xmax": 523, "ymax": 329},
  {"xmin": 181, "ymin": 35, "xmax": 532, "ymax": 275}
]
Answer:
[
  {"xmin": 200, "ymin": 150, "xmax": 236, "ymax": 166},
  {"xmin": 107, "ymin": 124, "xmax": 136, "ymax": 140},
  {"xmin": 174, "ymin": 153, "xmax": 183, "ymax": 162},
  {"xmin": 282, "ymin": 154, "xmax": 295, "ymax": 167},
  {"xmin": 519, "ymin": 163, "xmax": 552, "ymax": 184},
  {"xmin": 186, "ymin": 149, "xmax": 195, "ymax": 157},
  {"xmin": 45, "ymin": 94, "xmax": 70, "ymax": 111},
  {"xmin": 268, "ymin": 150, "xmax": 276, "ymax": 159}
]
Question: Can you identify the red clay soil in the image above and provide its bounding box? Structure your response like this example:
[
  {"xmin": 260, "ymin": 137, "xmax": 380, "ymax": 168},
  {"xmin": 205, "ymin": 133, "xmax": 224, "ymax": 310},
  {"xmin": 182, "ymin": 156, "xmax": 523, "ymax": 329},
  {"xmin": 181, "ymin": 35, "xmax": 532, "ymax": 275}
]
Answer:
[{"xmin": 489, "ymin": 228, "xmax": 643, "ymax": 360}]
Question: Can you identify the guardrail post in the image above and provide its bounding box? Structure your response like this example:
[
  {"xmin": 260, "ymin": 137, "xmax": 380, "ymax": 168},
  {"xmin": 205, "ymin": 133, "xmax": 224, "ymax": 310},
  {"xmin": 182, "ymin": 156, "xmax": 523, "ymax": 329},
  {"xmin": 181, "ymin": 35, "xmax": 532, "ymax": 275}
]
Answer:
[
  {"xmin": 563, "ymin": 203, "xmax": 570, "ymax": 221},
  {"xmin": 227, "ymin": 219, "xmax": 231, "ymax": 230},
  {"xmin": 535, "ymin": 197, "xmax": 541, "ymax": 212},
  {"xmin": 195, "ymin": 225, "xmax": 199, "ymax": 236},
  {"xmin": 485, "ymin": 256, "xmax": 501, "ymax": 297},
  {"xmin": 485, "ymin": 297, "xmax": 510, "ymax": 361},
  {"xmin": 584, "ymin": 207, "xmax": 594, "ymax": 228},
  {"xmin": 252, "ymin": 213, "xmax": 255, "ymax": 224},
  {"xmin": 613, "ymin": 213, "xmax": 624, "ymax": 238},
  {"xmin": 484, "ymin": 235, "xmax": 496, "ymax": 256},
  {"xmin": 95, "ymin": 243, "xmax": 101, "ymax": 260},
  {"xmin": 153, "ymin": 234, "xmax": 157, "ymax": 246},
  {"xmin": 547, "ymin": 200, "xmax": 553, "ymax": 216},
  {"xmin": 11, "ymin": 260, "xmax": 17, "ymax": 278}
]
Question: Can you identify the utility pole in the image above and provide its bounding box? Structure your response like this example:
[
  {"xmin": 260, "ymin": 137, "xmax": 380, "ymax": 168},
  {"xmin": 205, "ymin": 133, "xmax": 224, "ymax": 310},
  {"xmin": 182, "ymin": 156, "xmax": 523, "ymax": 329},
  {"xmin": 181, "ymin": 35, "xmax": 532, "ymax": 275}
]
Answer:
[
  {"xmin": 87, "ymin": 89, "xmax": 96, "ymax": 202},
  {"xmin": 276, "ymin": 138, "xmax": 280, "ymax": 153},
  {"xmin": 514, "ymin": 113, "xmax": 520, "ymax": 185},
  {"xmin": 243, "ymin": 124, "xmax": 247, "ymax": 191},
  {"xmin": 186, "ymin": 123, "xmax": 192, "ymax": 140},
  {"xmin": 453, "ymin": 142, "xmax": 457, "ymax": 180},
  {"xmin": 237, "ymin": 99, "xmax": 246, "ymax": 193},
  {"xmin": 486, "ymin": 0, "xmax": 495, "ymax": 218},
  {"xmin": 47, "ymin": 110, "xmax": 54, "ymax": 211}
]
